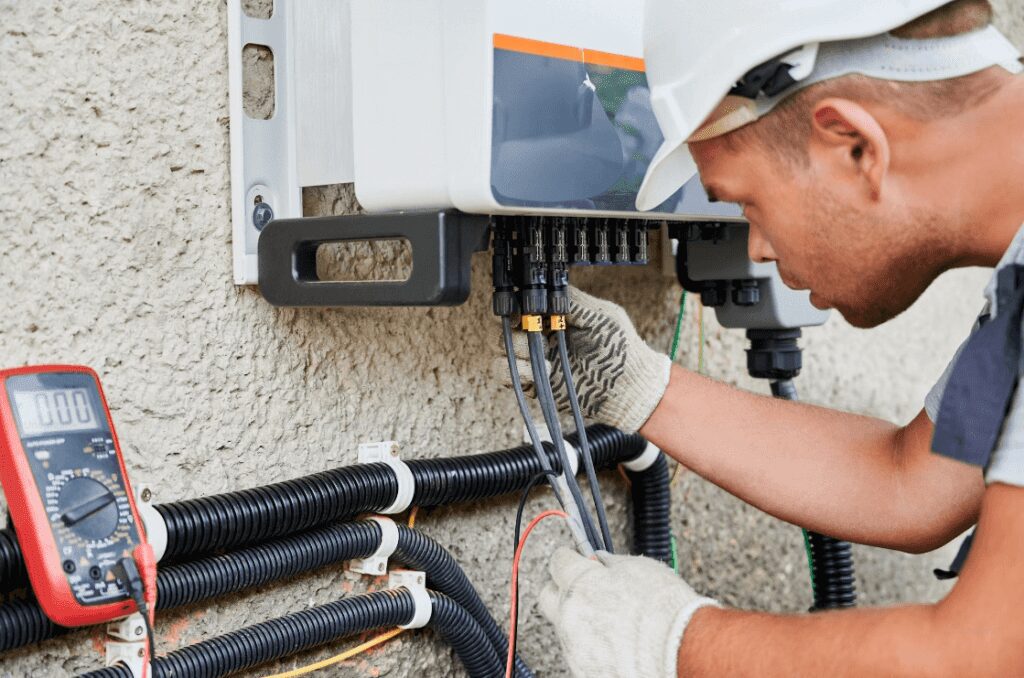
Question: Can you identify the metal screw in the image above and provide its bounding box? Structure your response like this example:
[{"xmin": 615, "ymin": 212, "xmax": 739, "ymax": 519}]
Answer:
[
  {"xmin": 252, "ymin": 199, "xmax": 274, "ymax": 231},
  {"xmin": 137, "ymin": 649, "xmax": 145, "ymax": 658},
  {"xmin": 140, "ymin": 488, "xmax": 152, "ymax": 503},
  {"xmin": 135, "ymin": 626, "xmax": 144, "ymax": 637}
]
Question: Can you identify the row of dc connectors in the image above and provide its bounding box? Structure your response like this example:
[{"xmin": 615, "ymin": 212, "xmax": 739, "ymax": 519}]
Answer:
[{"xmin": 491, "ymin": 217, "xmax": 653, "ymax": 318}]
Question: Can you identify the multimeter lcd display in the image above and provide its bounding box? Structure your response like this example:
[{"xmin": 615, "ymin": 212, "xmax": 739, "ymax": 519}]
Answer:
[{"xmin": 11, "ymin": 388, "xmax": 99, "ymax": 436}]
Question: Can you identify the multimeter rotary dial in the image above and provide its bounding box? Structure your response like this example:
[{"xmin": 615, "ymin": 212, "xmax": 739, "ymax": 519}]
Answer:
[{"xmin": 48, "ymin": 470, "xmax": 133, "ymax": 548}]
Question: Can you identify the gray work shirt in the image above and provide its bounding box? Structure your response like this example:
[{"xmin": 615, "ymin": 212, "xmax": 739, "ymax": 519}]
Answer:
[{"xmin": 925, "ymin": 222, "xmax": 1024, "ymax": 486}]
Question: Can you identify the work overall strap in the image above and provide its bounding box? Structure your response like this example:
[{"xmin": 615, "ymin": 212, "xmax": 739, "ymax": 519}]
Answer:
[{"xmin": 931, "ymin": 263, "xmax": 1024, "ymax": 579}]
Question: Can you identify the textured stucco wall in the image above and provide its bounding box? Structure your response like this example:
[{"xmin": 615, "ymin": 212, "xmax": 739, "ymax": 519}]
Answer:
[{"xmin": 0, "ymin": 2, "xmax": 1021, "ymax": 676}]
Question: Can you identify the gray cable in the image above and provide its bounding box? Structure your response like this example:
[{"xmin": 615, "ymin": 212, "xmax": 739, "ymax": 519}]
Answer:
[
  {"xmin": 556, "ymin": 330, "xmax": 615, "ymax": 553},
  {"xmin": 502, "ymin": 318, "xmax": 566, "ymax": 511},
  {"xmin": 527, "ymin": 331, "xmax": 602, "ymax": 550}
]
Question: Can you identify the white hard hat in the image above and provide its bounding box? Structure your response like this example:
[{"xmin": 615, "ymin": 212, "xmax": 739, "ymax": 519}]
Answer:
[{"xmin": 636, "ymin": 0, "xmax": 1023, "ymax": 211}]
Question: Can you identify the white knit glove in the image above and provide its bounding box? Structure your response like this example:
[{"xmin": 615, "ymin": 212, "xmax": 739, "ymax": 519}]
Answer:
[
  {"xmin": 496, "ymin": 286, "xmax": 672, "ymax": 433},
  {"xmin": 538, "ymin": 548, "xmax": 719, "ymax": 678}
]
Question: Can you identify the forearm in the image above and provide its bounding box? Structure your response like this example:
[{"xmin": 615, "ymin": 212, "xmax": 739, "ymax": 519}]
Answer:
[
  {"xmin": 641, "ymin": 365, "xmax": 979, "ymax": 550},
  {"xmin": 679, "ymin": 605, "xmax": 957, "ymax": 678}
]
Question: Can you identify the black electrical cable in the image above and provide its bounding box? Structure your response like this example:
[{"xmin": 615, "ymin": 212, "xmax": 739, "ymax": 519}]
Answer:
[
  {"xmin": 509, "ymin": 469, "xmax": 559, "ymax": 667},
  {"xmin": 111, "ymin": 557, "xmax": 155, "ymax": 664},
  {"xmin": 513, "ymin": 470, "xmax": 561, "ymax": 552},
  {"xmin": 77, "ymin": 589, "xmax": 504, "ymax": 678},
  {"xmin": 501, "ymin": 316, "xmax": 567, "ymax": 512},
  {"xmin": 555, "ymin": 330, "xmax": 615, "ymax": 553},
  {"xmin": 527, "ymin": 331, "xmax": 602, "ymax": 550}
]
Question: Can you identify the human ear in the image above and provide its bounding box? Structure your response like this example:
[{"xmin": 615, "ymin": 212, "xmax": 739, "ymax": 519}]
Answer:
[{"xmin": 809, "ymin": 98, "xmax": 890, "ymax": 200}]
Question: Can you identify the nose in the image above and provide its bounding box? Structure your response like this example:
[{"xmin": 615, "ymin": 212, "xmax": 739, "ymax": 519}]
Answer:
[{"xmin": 747, "ymin": 224, "xmax": 777, "ymax": 264}]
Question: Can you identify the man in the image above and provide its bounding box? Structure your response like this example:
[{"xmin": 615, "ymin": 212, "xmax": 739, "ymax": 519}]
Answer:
[{"xmin": 513, "ymin": 0, "xmax": 1024, "ymax": 675}]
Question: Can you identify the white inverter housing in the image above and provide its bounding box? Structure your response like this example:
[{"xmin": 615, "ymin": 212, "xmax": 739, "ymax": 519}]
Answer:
[
  {"xmin": 228, "ymin": 0, "xmax": 743, "ymax": 283},
  {"xmin": 348, "ymin": 0, "xmax": 739, "ymax": 222}
]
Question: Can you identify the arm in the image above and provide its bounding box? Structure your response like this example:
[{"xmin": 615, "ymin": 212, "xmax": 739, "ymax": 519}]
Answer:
[
  {"xmin": 641, "ymin": 365, "xmax": 983, "ymax": 552},
  {"xmin": 677, "ymin": 482, "xmax": 1024, "ymax": 677}
]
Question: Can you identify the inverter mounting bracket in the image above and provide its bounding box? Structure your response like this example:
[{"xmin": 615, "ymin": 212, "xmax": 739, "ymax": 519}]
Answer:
[{"xmin": 228, "ymin": 0, "xmax": 357, "ymax": 285}]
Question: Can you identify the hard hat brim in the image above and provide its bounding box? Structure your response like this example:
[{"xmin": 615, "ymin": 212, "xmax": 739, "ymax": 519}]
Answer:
[{"xmin": 635, "ymin": 139, "xmax": 697, "ymax": 212}]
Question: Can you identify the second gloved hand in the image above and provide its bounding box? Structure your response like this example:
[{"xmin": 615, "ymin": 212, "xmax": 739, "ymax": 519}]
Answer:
[
  {"xmin": 497, "ymin": 286, "xmax": 672, "ymax": 433},
  {"xmin": 539, "ymin": 547, "xmax": 719, "ymax": 678}
]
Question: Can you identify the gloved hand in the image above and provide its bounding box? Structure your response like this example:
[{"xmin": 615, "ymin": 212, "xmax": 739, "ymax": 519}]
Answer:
[
  {"xmin": 538, "ymin": 547, "xmax": 719, "ymax": 678},
  {"xmin": 496, "ymin": 286, "xmax": 672, "ymax": 433}
]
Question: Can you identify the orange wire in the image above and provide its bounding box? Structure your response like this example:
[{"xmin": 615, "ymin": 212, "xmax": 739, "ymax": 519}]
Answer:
[
  {"xmin": 505, "ymin": 510, "xmax": 569, "ymax": 678},
  {"xmin": 407, "ymin": 506, "xmax": 419, "ymax": 528}
]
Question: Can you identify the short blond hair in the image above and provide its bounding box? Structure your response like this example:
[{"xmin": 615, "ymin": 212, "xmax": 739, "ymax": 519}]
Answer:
[{"xmin": 726, "ymin": 0, "xmax": 1003, "ymax": 162}]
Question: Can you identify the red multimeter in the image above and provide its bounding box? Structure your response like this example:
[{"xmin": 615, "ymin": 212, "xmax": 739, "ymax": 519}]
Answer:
[{"xmin": 0, "ymin": 365, "xmax": 147, "ymax": 626}]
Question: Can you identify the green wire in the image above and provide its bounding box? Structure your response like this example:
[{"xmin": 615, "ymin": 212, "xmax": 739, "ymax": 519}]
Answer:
[
  {"xmin": 667, "ymin": 292, "xmax": 688, "ymax": 576},
  {"xmin": 669, "ymin": 290, "xmax": 687, "ymax": 362},
  {"xmin": 801, "ymin": 528, "xmax": 816, "ymax": 590}
]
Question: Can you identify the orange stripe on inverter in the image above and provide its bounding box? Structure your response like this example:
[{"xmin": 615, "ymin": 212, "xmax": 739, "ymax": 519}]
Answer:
[
  {"xmin": 493, "ymin": 33, "xmax": 646, "ymax": 72},
  {"xmin": 584, "ymin": 48, "xmax": 645, "ymax": 72}
]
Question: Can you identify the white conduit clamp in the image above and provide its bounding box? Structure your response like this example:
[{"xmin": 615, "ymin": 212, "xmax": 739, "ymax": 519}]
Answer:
[
  {"xmin": 522, "ymin": 425, "xmax": 580, "ymax": 477},
  {"xmin": 350, "ymin": 516, "xmax": 399, "ymax": 576},
  {"xmin": 560, "ymin": 439, "xmax": 580, "ymax": 478},
  {"xmin": 105, "ymin": 613, "xmax": 149, "ymax": 678},
  {"xmin": 135, "ymin": 485, "xmax": 168, "ymax": 563},
  {"xmin": 621, "ymin": 441, "xmax": 662, "ymax": 473},
  {"xmin": 388, "ymin": 570, "xmax": 432, "ymax": 630},
  {"xmin": 358, "ymin": 441, "xmax": 415, "ymax": 514}
]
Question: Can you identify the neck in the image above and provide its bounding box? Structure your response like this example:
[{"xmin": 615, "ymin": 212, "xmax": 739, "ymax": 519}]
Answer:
[{"xmin": 909, "ymin": 72, "xmax": 1024, "ymax": 267}]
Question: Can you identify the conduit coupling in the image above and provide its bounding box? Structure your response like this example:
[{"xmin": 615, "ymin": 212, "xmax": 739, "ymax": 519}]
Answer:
[
  {"xmin": 622, "ymin": 442, "xmax": 662, "ymax": 473},
  {"xmin": 358, "ymin": 441, "xmax": 414, "ymax": 514},
  {"xmin": 389, "ymin": 571, "xmax": 432, "ymax": 630},
  {"xmin": 350, "ymin": 517, "xmax": 399, "ymax": 576}
]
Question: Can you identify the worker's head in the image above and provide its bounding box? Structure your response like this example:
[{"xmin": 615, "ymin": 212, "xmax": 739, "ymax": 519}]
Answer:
[{"xmin": 640, "ymin": 0, "xmax": 1023, "ymax": 328}]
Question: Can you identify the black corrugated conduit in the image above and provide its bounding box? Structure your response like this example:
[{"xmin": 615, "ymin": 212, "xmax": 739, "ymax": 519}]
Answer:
[
  {"xmin": 625, "ymin": 452, "xmax": 673, "ymax": 563},
  {"xmin": 156, "ymin": 425, "xmax": 653, "ymax": 560},
  {"xmin": 770, "ymin": 379, "xmax": 857, "ymax": 610},
  {"xmin": 0, "ymin": 425, "xmax": 664, "ymax": 585},
  {"xmin": 0, "ymin": 596, "xmax": 66, "ymax": 652},
  {"xmin": 0, "ymin": 521, "xmax": 533, "ymax": 678},
  {"xmin": 0, "ymin": 529, "xmax": 24, "ymax": 591},
  {"xmin": 78, "ymin": 588, "xmax": 504, "ymax": 678},
  {"xmin": 0, "ymin": 425, "xmax": 671, "ymax": 664}
]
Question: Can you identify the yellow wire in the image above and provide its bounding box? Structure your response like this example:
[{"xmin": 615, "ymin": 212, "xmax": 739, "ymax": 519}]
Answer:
[
  {"xmin": 407, "ymin": 505, "xmax": 419, "ymax": 528},
  {"xmin": 264, "ymin": 628, "xmax": 405, "ymax": 678},
  {"xmin": 670, "ymin": 460, "xmax": 683, "ymax": 486}
]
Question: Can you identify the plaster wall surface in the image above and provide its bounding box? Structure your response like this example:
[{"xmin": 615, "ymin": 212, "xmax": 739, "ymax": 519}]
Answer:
[{"xmin": 0, "ymin": 1, "xmax": 1020, "ymax": 675}]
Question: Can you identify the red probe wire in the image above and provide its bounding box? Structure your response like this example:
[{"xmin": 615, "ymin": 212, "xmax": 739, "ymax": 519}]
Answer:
[
  {"xmin": 505, "ymin": 509, "xmax": 568, "ymax": 678},
  {"xmin": 133, "ymin": 543, "xmax": 158, "ymax": 678}
]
